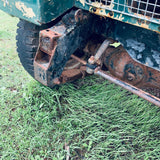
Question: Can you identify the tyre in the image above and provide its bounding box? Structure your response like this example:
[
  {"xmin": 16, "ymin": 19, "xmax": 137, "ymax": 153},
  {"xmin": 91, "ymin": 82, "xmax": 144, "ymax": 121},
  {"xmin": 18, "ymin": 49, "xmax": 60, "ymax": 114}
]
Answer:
[{"xmin": 16, "ymin": 19, "xmax": 40, "ymax": 77}]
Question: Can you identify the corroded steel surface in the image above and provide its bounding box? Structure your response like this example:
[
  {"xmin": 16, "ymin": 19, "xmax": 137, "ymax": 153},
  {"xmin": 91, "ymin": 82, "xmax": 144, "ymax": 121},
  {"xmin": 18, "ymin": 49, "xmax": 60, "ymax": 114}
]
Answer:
[
  {"xmin": 92, "ymin": 18, "xmax": 160, "ymax": 73},
  {"xmin": 34, "ymin": 29, "xmax": 61, "ymax": 86},
  {"xmin": 34, "ymin": 10, "xmax": 92, "ymax": 87},
  {"xmin": 104, "ymin": 46, "xmax": 160, "ymax": 92},
  {"xmin": 68, "ymin": 51, "xmax": 160, "ymax": 106},
  {"xmin": 32, "ymin": 8, "xmax": 160, "ymax": 106}
]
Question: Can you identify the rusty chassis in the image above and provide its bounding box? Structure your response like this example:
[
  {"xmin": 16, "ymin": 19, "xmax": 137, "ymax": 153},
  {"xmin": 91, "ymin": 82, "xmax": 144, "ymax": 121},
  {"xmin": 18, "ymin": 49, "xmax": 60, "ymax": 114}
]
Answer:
[
  {"xmin": 70, "ymin": 51, "xmax": 160, "ymax": 107},
  {"xmin": 34, "ymin": 9, "xmax": 160, "ymax": 107}
]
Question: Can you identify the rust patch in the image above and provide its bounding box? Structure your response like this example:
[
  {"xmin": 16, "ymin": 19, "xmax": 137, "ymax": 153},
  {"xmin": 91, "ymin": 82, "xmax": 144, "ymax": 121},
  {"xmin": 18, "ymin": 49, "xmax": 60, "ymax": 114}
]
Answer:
[
  {"xmin": 15, "ymin": 2, "xmax": 36, "ymax": 18},
  {"xmin": 60, "ymin": 69, "xmax": 84, "ymax": 83},
  {"xmin": 89, "ymin": 1, "xmax": 114, "ymax": 16},
  {"xmin": 135, "ymin": 20, "xmax": 149, "ymax": 30},
  {"xmin": 89, "ymin": 6, "xmax": 125, "ymax": 21},
  {"xmin": 34, "ymin": 29, "xmax": 61, "ymax": 86},
  {"xmin": 103, "ymin": 45, "xmax": 160, "ymax": 91},
  {"xmin": 34, "ymin": 9, "xmax": 92, "ymax": 87},
  {"xmin": 115, "ymin": 14, "xmax": 124, "ymax": 21}
]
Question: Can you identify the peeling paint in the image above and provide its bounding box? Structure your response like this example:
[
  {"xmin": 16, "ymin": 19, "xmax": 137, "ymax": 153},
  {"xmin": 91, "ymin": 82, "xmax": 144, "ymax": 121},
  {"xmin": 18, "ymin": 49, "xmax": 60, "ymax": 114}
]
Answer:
[
  {"xmin": 91, "ymin": 1, "xmax": 114, "ymax": 10},
  {"xmin": 2, "ymin": 0, "xmax": 9, "ymax": 7},
  {"xmin": 89, "ymin": 6, "xmax": 125, "ymax": 21},
  {"xmin": 122, "ymin": 20, "xmax": 159, "ymax": 33},
  {"xmin": 78, "ymin": 0, "xmax": 85, "ymax": 6},
  {"xmin": 115, "ymin": 14, "xmax": 124, "ymax": 21},
  {"xmin": 88, "ymin": 4, "xmax": 157, "ymax": 32},
  {"xmin": 15, "ymin": 2, "xmax": 36, "ymax": 18},
  {"xmin": 135, "ymin": 21, "xmax": 149, "ymax": 30},
  {"xmin": 89, "ymin": 7, "xmax": 104, "ymax": 16},
  {"xmin": 75, "ymin": 0, "xmax": 159, "ymax": 32},
  {"xmin": 89, "ymin": 5, "xmax": 114, "ymax": 19},
  {"xmin": 91, "ymin": 1, "xmax": 102, "ymax": 8}
]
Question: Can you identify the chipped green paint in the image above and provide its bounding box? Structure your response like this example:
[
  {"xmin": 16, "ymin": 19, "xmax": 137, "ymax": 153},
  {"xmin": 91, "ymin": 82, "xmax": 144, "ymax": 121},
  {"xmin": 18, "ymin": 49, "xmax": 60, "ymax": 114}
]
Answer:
[
  {"xmin": 0, "ymin": 0, "xmax": 74, "ymax": 25},
  {"xmin": 15, "ymin": 1, "xmax": 36, "ymax": 18},
  {"xmin": 75, "ymin": 0, "xmax": 160, "ymax": 33}
]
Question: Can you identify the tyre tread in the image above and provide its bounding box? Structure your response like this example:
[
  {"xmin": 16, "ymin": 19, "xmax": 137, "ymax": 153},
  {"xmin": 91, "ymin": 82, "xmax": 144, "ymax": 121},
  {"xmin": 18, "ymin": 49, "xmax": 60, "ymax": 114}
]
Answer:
[{"xmin": 16, "ymin": 20, "xmax": 40, "ymax": 77}]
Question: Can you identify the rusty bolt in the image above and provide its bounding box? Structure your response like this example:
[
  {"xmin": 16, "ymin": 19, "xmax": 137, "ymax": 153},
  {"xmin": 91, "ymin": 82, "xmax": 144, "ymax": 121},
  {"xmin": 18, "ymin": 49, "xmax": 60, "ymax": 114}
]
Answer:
[
  {"xmin": 92, "ymin": 7, "xmax": 97, "ymax": 12},
  {"xmin": 109, "ymin": 11, "xmax": 113, "ymax": 16},
  {"xmin": 53, "ymin": 78, "xmax": 61, "ymax": 85},
  {"xmin": 127, "ymin": 73, "xmax": 135, "ymax": 81}
]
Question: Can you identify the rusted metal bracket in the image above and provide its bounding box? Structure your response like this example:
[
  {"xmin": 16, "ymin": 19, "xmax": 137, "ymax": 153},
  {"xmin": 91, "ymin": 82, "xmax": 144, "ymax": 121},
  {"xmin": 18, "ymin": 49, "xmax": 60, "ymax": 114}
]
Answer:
[
  {"xmin": 34, "ymin": 29, "xmax": 61, "ymax": 86},
  {"xmin": 34, "ymin": 10, "xmax": 93, "ymax": 87}
]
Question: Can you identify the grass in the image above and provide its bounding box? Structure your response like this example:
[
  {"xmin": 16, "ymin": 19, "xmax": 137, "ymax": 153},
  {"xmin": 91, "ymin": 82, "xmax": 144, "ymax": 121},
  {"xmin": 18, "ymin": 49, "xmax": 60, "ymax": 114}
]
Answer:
[{"xmin": 0, "ymin": 10, "xmax": 160, "ymax": 160}]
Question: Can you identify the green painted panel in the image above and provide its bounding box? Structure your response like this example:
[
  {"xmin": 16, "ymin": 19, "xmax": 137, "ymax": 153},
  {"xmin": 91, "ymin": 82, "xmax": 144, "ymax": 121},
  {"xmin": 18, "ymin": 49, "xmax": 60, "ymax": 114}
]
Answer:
[
  {"xmin": 0, "ymin": 0, "xmax": 74, "ymax": 25},
  {"xmin": 75, "ymin": 0, "xmax": 160, "ymax": 33},
  {"xmin": 40, "ymin": 0, "xmax": 74, "ymax": 24}
]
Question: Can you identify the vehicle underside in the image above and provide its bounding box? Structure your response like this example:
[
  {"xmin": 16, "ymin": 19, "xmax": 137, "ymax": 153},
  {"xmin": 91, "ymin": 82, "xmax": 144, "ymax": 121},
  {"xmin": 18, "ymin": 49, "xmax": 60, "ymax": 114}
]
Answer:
[{"xmin": 33, "ymin": 9, "xmax": 160, "ymax": 106}]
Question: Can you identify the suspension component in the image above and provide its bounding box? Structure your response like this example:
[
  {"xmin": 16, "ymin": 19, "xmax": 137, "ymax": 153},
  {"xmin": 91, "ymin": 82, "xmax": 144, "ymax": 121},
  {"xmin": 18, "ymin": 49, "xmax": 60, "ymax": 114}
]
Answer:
[
  {"xmin": 71, "ymin": 53, "xmax": 160, "ymax": 107},
  {"xmin": 86, "ymin": 39, "xmax": 111, "ymax": 74}
]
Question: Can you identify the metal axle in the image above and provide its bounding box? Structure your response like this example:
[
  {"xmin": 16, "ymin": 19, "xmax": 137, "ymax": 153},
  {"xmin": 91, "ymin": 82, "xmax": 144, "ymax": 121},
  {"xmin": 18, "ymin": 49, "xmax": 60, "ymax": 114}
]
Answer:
[{"xmin": 71, "ymin": 54, "xmax": 160, "ymax": 107}]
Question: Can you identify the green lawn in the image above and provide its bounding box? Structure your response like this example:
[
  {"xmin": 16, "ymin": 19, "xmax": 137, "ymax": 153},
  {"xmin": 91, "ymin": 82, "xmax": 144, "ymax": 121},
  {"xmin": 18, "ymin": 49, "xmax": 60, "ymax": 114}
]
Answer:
[{"xmin": 0, "ymin": 10, "xmax": 160, "ymax": 160}]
